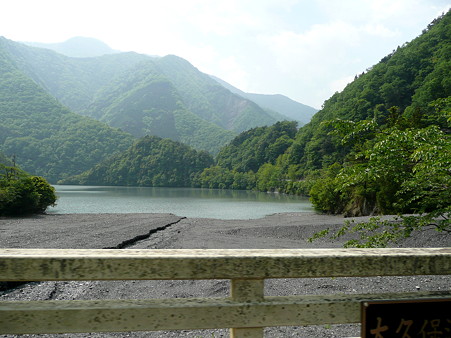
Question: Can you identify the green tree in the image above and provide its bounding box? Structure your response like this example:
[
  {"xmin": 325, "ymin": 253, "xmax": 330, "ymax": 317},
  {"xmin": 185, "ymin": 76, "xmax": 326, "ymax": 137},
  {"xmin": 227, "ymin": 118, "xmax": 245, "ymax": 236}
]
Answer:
[
  {"xmin": 309, "ymin": 99, "xmax": 450, "ymax": 247},
  {"xmin": 63, "ymin": 136, "xmax": 214, "ymax": 188},
  {"xmin": 0, "ymin": 164, "xmax": 57, "ymax": 216}
]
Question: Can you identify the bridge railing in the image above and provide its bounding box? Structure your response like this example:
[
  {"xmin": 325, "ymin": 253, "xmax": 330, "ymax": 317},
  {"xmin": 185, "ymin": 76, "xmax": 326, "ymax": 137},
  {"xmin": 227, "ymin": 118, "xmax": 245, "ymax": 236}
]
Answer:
[{"xmin": 1, "ymin": 248, "xmax": 450, "ymax": 337}]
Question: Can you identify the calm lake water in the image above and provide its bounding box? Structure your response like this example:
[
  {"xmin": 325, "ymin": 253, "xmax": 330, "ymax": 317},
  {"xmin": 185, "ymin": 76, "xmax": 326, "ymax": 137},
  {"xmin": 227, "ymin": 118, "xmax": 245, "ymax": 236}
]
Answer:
[{"xmin": 48, "ymin": 185, "xmax": 313, "ymax": 220}]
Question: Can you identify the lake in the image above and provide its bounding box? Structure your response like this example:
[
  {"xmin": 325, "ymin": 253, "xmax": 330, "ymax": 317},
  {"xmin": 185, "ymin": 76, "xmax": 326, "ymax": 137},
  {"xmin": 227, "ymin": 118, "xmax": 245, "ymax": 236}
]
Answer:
[{"xmin": 48, "ymin": 185, "xmax": 313, "ymax": 220}]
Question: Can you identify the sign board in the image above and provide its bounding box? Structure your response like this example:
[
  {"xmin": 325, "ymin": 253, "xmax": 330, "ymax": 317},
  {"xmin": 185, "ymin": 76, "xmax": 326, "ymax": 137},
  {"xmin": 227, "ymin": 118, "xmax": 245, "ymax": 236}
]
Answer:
[{"xmin": 362, "ymin": 298, "xmax": 451, "ymax": 337}]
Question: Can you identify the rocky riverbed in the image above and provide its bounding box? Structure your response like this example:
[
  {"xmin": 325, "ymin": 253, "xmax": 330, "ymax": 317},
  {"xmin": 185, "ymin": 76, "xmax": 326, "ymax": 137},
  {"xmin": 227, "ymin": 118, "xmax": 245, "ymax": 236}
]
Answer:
[{"xmin": 1, "ymin": 212, "xmax": 450, "ymax": 337}]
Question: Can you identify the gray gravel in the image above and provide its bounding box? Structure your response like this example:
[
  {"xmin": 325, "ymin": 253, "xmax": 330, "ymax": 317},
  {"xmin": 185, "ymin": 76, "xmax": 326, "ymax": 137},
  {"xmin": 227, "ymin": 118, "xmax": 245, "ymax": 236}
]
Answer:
[
  {"xmin": 1, "ymin": 212, "xmax": 450, "ymax": 337},
  {"xmin": 0, "ymin": 213, "xmax": 184, "ymax": 249}
]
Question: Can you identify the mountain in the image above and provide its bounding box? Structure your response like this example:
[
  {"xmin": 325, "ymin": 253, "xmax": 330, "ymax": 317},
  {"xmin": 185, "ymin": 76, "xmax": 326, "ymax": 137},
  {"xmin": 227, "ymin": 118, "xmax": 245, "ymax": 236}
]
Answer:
[
  {"xmin": 2, "ymin": 37, "xmax": 293, "ymax": 154},
  {"xmin": 1, "ymin": 38, "xmax": 149, "ymax": 112},
  {"xmin": 211, "ymin": 75, "xmax": 318, "ymax": 126},
  {"xmin": 216, "ymin": 121, "xmax": 298, "ymax": 172},
  {"xmin": 154, "ymin": 55, "xmax": 287, "ymax": 133},
  {"xmin": 24, "ymin": 36, "xmax": 119, "ymax": 57},
  {"xmin": 62, "ymin": 135, "xmax": 214, "ymax": 187},
  {"xmin": 0, "ymin": 37, "xmax": 135, "ymax": 182},
  {"xmin": 189, "ymin": 11, "xmax": 450, "ymax": 200},
  {"xmin": 285, "ymin": 10, "xmax": 450, "ymax": 176},
  {"xmin": 80, "ymin": 57, "xmax": 236, "ymax": 153}
]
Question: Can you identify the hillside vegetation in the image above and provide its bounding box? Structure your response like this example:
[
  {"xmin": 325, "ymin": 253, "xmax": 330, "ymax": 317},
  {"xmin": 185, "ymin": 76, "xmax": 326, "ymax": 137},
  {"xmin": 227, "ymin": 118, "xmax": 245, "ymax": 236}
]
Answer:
[
  {"xmin": 212, "ymin": 75, "xmax": 318, "ymax": 125},
  {"xmin": 195, "ymin": 11, "xmax": 450, "ymax": 219},
  {"xmin": 0, "ymin": 38, "xmax": 135, "ymax": 182},
  {"xmin": 285, "ymin": 12, "xmax": 450, "ymax": 176},
  {"xmin": 83, "ymin": 58, "xmax": 235, "ymax": 154},
  {"xmin": 63, "ymin": 136, "xmax": 214, "ymax": 187},
  {"xmin": 0, "ymin": 163, "xmax": 57, "ymax": 216},
  {"xmin": 1, "ymin": 38, "xmax": 298, "ymax": 155}
]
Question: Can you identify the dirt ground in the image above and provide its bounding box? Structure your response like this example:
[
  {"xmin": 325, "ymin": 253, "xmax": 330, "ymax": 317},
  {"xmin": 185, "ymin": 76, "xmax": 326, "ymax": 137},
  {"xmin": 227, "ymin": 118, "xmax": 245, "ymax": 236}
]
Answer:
[{"xmin": 1, "ymin": 212, "xmax": 450, "ymax": 337}]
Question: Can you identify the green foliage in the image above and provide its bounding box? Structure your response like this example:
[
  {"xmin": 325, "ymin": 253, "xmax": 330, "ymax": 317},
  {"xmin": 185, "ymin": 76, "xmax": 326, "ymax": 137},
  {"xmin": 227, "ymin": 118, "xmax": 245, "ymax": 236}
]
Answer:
[
  {"xmin": 310, "ymin": 213, "xmax": 450, "ymax": 248},
  {"xmin": 193, "ymin": 166, "xmax": 256, "ymax": 190},
  {"xmin": 310, "ymin": 104, "xmax": 450, "ymax": 215},
  {"xmin": 309, "ymin": 163, "xmax": 345, "ymax": 214},
  {"xmin": 309, "ymin": 98, "xmax": 450, "ymax": 246},
  {"xmin": 194, "ymin": 121, "xmax": 297, "ymax": 191},
  {"xmin": 194, "ymin": 166, "xmax": 234, "ymax": 189},
  {"xmin": 0, "ymin": 39, "xmax": 135, "ymax": 182},
  {"xmin": 0, "ymin": 164, "xmax": 57, "ymax": 216},
  {"xmin": 157, "ymin": 55, "xmax": 279, "ymax": 133},
  {"xmin": 63, "ymin": 136, "xmax": 214, "ymax": 187},
  {"xmin": 256, "ymin": 163, "xmax": 283, "ymax": 192},
  {"xmin": 0, "ymin": 152, "xmax": 13, "ymax": 166},
  {"xmin": 284, "ymin": 11, "xmax": 451, "ymax": 177},
  {"xmin": 216, "ymin": 121, "xmax": 297, "ymax": 172},
  {"xmin": 79, "ymin": 58, "xmax": 236, "ymax": 154}
]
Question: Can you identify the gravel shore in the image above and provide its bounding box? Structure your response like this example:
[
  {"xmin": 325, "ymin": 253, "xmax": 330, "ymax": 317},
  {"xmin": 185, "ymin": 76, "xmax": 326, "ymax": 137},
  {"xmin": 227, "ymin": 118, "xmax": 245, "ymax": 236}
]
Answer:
[{"xmin": 1, "ymin": 212, "xmax": 450, "ymax": 337}]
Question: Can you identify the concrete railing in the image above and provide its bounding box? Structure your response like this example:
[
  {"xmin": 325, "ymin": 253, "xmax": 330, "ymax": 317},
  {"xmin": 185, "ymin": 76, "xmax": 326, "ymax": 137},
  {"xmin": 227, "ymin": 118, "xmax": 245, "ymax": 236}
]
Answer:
[{"xmin": 0, "ymin": 248, "xmax": 450, "ymax": 337}]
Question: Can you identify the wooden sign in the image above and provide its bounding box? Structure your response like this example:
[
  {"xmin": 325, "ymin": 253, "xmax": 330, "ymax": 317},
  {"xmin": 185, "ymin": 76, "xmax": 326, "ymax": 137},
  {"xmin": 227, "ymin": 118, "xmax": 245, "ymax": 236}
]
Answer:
[{"xmin": 362, "ymin": 298, "xmax": 451, "ymax": 337}]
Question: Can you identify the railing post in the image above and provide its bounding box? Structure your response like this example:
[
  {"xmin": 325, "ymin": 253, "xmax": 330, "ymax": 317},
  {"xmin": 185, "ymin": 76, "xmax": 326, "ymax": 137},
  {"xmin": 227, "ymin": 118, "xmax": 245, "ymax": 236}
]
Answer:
[{"xmin": 230, "ymin": 279, "xmax": 265, "ymax": 338}]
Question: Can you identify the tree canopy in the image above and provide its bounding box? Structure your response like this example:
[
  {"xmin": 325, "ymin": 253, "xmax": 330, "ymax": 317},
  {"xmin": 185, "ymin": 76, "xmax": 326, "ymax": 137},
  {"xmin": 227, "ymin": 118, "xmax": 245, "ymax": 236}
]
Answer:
[
  {"xmin": 308, "ymin": 98, "xmax": 450, "ymax": 247},
  {"xmin": 62, "ymin": 136, "xmax": 214, "ymax": 187},
  {"xmin": 0, "ymin": 163, "xmax": 57, "ymax": 216}
]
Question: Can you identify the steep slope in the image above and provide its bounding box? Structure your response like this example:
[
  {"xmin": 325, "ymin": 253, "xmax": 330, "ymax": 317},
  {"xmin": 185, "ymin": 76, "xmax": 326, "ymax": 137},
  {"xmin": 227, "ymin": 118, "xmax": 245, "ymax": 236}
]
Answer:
[
  {"xmin": 216, "ymin": 121, "xmax": 298, "ymax": 172},
  {"xmin": 285, "ymin": 11, "xmax": 451, "ymax": 175},
  {"xmin": 63, "ymin": 135, "xmax": 214, "ymax": 187},
  {"xmin": 211, "ymin": 75, "xmax": 318, "ymax": 126},
  {"xmin": 0, "ymin": 152, "xmax": 13, "ymax": 166},
  {"xmin": 83, "ymin": 59, "xmax": 235, "ymax": 154},
  {"xmin": 1, "ymin": 38, "xmax": 148, "ymax": 112},
  {"xmin": 192, "ymin": 11, "xmax": 450, "ymax": 199},
  {"xmin": 3, "ymin": 38, "xmax": 280, "ymax": 153},
  {"xmin": 0, "ymin": 38, "xmax": 135, "ymax": 182},
  {"xmin": 155, "ymin": 55, "xmax": 281, "ymax": 133},
  {"xmin": 24, "ymin": 36, "xmax": 119, "ymax": 57}
]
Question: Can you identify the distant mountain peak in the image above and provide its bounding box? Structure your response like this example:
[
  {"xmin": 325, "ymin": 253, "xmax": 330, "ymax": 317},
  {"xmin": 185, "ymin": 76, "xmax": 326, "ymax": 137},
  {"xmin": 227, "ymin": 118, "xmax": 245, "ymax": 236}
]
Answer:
[
  {"xmin": 24, "ymin": 36, "xmax": 119, "ymax": 58},
  {"xmin": 210, "ymin": 75, "xmax": 318, "ymax": 125}
]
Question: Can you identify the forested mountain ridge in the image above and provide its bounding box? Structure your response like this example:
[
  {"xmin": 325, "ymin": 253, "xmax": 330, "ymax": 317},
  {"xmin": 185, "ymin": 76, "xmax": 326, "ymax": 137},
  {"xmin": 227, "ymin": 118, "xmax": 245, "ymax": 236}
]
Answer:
[
  {"xmin": 0, "ymin": 37, "xmax": 149, "ymax": 112},
  {"xmin": 283, "ymin": 11, "xmax": 450, "ymax": 176},
  {"xmin": 192, "ymin": 11, "xmax": 450, "ymax": 204},
  {"xmin": 0, "ymin": 38, "xmax": 135, "ymax": 182},
  {"xmin": 211, "ymin": 75, "xmax": 318, "ymax": 126},
  {"xmin": 1, "ymin": 37, "xmax": 300, "ymax": 155},
  {"xmin": 82, "ymin": 58, "xmax": 235, "ymax": 153},
  {"xmin": 216, "ymin": 121, "xmax": 298, "ymax": 173},
  {"xmin": 155, "ymin": 55, "xmax": 283, "ymax": 133},
  {"xmin": 62, "ymin": 136, "xmax": 214, "ymax": 187}
]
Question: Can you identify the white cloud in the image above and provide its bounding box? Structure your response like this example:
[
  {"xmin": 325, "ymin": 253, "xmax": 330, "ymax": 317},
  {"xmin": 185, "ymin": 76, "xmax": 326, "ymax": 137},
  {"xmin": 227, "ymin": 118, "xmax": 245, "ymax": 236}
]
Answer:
[
  {"xmin": 330, "ymin": 75, "xmax": 355, "ymax": 94},
  {"xmin": 260, "ymin": 20, "xmax": 361, "ymax": 80},
  {"xmin": 217, "ymin": 56, "xmax": 251, "ymax": 90},
  {"xmin": 363, "ymin": 23, "xmax": 398, "ymax": 38}
]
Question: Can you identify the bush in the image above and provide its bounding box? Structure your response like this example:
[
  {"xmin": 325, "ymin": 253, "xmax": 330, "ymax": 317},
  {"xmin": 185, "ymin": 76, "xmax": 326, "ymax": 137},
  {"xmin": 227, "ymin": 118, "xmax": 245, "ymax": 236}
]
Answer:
[{"xmin": 0, "ymin": 165, "xmax": 57, "ymax": 216}]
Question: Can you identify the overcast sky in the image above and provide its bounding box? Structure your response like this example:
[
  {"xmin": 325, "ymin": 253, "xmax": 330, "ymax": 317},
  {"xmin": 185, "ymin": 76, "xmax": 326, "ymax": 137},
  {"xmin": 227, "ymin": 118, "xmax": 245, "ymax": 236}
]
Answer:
[{"xmin": 1, "ymin": 0, "xmax": 449, "ymax": 108}]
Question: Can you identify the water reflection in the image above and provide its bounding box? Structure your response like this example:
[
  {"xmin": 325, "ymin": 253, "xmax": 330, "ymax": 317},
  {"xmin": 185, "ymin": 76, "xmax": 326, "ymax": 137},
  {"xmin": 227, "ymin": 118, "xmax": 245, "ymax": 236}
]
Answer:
[{"xmin": 49, "ymin": 185, "xmax": 313, "ymax": 219}]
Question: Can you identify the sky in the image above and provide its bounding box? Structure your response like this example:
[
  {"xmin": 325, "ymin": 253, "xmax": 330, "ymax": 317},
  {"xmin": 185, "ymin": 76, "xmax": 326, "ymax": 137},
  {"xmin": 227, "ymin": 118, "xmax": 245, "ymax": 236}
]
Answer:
[{"xmin": 1, "ymin": 0, "xmax": 449, "ymax": 109}]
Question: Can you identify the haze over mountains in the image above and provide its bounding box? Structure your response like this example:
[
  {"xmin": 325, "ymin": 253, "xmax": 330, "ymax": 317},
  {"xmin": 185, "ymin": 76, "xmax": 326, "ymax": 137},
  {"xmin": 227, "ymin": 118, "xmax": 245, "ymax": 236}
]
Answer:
[
  {"xmin": 211, "ymin": 75, "xmax": 318, "ymax": 126},
  {"xmin": 24, "ymin": 37, "xmax": 119, "ymax": 58},
  {"xmin": 24, "ymin": 36, "xmax": 318, "ymax": 126},
  {"xmin": 0, "ymin": 36, "xmax": 316, "ymax": 181},
  {"xmin": 1, "ymin": 10, "xmax": 448, "ymax": 194}
]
